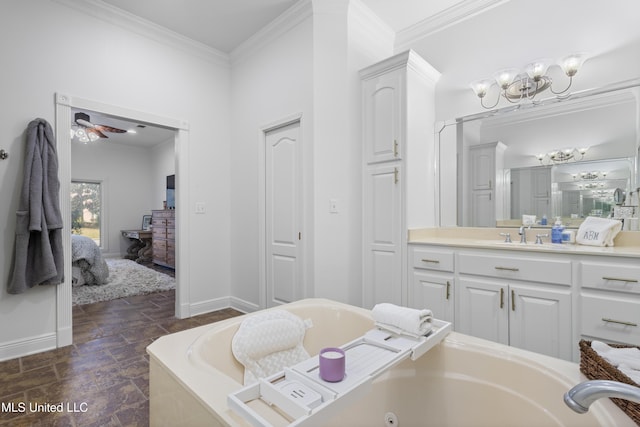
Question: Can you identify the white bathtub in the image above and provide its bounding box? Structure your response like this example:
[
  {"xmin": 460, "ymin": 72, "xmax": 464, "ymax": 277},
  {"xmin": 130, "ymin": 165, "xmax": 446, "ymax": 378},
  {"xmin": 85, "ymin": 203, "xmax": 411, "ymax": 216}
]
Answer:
[{"xmin": 147, "ymin": 299, "xmax": 634, "ymax": 427}]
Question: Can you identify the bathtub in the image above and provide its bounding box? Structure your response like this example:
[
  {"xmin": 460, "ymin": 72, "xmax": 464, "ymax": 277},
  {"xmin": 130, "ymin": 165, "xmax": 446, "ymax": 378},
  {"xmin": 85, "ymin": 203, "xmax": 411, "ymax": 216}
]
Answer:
[{"xmin": 147, "ymin": 299, "xmax": 634, "ymax": 427}]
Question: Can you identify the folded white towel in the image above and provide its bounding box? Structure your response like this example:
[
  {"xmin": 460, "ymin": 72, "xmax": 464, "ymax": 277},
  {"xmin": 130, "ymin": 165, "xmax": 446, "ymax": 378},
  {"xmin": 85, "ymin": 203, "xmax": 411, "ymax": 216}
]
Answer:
[
  {"xmin": 371, "ymin": 303, "xmax": 432, "ymax": 337},
  {"xmin": 592, "ymin": 340, "xmax": 640, "ymax": 370},
  {"xmin": 618, "ymin": 364, "xmax": 640, "ymax": 385},
  {"xmin": 576, "ymin": 216, "xmax": 622, "ymax": 247},
  {"xmin": 522, "ymin": 214, "xmax": 537, "ymax": 226}
]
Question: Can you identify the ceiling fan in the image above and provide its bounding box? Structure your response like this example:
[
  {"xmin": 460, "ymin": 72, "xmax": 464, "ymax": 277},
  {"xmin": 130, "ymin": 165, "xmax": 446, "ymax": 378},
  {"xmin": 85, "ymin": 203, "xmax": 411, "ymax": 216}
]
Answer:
[{"xmin": 72, "ymin": 112, "xmax": 127, "ymax": 142}]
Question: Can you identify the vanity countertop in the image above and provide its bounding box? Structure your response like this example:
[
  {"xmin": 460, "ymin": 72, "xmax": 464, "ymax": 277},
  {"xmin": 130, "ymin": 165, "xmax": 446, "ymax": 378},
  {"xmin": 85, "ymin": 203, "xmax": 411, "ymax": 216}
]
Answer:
[{"xmin": 409, "ymin": 227, "xmax": 640, "ymax": 258}]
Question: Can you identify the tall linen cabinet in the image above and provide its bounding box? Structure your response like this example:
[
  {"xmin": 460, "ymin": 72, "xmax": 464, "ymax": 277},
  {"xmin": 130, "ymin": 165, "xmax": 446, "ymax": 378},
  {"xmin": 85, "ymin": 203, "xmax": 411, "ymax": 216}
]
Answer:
[{"xmin": 360, "ymin": 50, "xmax": 441, "ymax": 308}]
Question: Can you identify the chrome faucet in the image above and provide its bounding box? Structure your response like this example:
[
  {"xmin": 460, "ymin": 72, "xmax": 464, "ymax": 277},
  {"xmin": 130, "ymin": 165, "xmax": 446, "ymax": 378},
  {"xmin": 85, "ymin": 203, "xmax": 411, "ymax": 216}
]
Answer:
[
  {"xmin": 564, "ymin": 380, "xmax": 640, "ymax": 414},
  {"xmin": 518, "ymin": 225, "xmax": 530, "ymax": 244}
]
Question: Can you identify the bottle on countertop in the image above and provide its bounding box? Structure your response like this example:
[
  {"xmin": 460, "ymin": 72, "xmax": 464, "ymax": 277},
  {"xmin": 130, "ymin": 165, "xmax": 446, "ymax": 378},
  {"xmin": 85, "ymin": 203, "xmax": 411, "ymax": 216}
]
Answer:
[
  {"xmin": 540, "ymin": 215, "xmax": 548, "ymax": 226},
  {"xmin": 551, "ymin": 217, "xmax": 564, "ymax": 244}
]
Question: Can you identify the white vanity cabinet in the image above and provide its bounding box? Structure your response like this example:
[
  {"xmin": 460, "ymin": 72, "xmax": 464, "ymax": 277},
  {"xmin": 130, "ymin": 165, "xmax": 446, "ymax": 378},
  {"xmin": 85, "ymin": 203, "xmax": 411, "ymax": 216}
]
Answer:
[
  {"xmin": 408, "ymin": 245, "xmax": 454, "ymax": 323},
  {"xmin": 579, "ymin": 260, "xmax": 640, "ymax": 345},
  {"xmin": 360, "ymin": 51, "xmax": 440, "ymax": 309},
  {"xmin": 457, "ymin": 251, "xmax": 572, "ymax": 360}
]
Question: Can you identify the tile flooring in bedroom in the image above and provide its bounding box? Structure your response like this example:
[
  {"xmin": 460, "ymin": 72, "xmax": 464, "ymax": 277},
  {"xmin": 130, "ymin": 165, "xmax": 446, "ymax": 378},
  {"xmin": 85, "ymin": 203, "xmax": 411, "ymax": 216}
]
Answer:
[{"xmin": 0, "ymin": 289, "xmax": 242, "ymax": 426}]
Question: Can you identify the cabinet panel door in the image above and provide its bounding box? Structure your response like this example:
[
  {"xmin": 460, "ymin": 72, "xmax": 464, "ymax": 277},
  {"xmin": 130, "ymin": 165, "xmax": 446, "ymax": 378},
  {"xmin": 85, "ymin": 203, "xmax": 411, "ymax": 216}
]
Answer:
[
  {"xmin": 509, "ymin": 284, "xmax": 572, "ymax": 360},
  {"xmin": 363, "ymin": 70, "xmax": 403, "ymax": 164},
  {"xmin": 469, "ymin": 146, "xmax": 495, "ymax": 191},
  {"xmin": 363, "ymin": 163, "xmax": 402, "ymax": 308},
  {"xmin": 458, "ymin": 278, "xmax": 508, "ymax": 344},
  {"xmin": 410, "ymin": 271, "xmax": 454, "ymax": 323},
  {"xmin": 471, "ymin": 190, "xmax": 494, "ymax": 227}
]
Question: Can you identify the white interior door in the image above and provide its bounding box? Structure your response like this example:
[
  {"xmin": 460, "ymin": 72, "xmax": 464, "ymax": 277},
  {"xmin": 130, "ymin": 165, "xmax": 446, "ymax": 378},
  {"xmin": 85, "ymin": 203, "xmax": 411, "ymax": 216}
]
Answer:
[{"xmin": 265, "ymin": 121, "xmax": 302, "ymax": 307}]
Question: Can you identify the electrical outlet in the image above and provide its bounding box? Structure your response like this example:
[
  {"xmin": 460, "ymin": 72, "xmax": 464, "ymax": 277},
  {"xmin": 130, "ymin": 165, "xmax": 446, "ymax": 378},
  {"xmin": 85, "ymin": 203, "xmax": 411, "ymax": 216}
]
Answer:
[{"xmin": 195, "ymin": 202, "xmax": 206, "ymax": 214}]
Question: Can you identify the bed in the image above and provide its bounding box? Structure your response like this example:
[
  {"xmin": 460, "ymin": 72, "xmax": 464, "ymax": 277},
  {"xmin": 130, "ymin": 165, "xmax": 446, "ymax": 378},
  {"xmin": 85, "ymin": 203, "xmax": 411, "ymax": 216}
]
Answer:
[{"xmin": 71, "ymin": 234, "xmax": 109, "ymax": 286}]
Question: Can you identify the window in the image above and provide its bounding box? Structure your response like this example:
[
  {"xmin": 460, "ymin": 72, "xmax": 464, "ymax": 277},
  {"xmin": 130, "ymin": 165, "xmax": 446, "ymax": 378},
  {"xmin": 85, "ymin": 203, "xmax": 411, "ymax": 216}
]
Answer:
[{"xmin": 71, "ymin": 181, "xmax": 102, "ymax": 246}]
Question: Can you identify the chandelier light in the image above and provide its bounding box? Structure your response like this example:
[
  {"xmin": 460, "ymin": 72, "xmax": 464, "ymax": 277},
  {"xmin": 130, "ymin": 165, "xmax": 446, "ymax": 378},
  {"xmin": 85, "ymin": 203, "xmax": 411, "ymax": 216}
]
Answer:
[
  {"xmin": 70, "ymin": 125, "xmax": 100, "ymax": 143},
  {"xmin": 536, "ymin": 147, "xmax": 588, "ymax": 165},
  {"xmin": 470, "ymin": 53, "xmax": 588, "ymax": 109}
]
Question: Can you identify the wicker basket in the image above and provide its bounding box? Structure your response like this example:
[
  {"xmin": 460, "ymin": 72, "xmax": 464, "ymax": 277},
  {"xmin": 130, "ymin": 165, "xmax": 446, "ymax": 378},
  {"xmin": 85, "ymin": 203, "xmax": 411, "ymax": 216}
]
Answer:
[{"xmin": 579, "ymin": 340, "xmax": 640, "ymax": 425}]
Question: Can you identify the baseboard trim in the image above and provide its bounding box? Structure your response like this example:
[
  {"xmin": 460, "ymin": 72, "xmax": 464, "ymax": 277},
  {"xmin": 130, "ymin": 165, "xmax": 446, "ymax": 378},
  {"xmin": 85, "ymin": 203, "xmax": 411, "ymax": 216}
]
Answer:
[
  {"xmin": 0, "ymin": 333, "xmax": 57, "ymax": 363},
  {"xmin": 229, "ymin": 297, "xmax": 260, "ymax": 314},
  {"xmin": 189, "ymin": 296, "xmax": 232, "ymax": 317}
]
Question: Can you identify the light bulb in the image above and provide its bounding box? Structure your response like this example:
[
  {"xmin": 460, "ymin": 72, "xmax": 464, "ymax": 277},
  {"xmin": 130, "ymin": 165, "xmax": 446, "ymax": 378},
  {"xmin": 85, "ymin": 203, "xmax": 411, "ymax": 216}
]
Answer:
[
  {"xmin": 470, "ymin": 79, "xmax": 494, "ymax": 98},
  {"xmin": 524, "ymin": 59, "xmax": 552, "ymax": 81},
  {"xmin": 492, "ymin": 68, "xmax": 519, "ymax": 89},
  {"xmin": 560, "ymin": 53, "xmax": 587, "ymax": 77}
]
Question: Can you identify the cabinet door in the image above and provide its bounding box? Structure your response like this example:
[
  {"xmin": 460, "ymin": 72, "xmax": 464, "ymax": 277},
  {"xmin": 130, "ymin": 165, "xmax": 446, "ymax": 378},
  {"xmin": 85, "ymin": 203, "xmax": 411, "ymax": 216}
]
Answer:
[
  {"xmin": 469, "ymin": 145, "xmax": 495, "ymax": 191},
  {"xmin": 409, "ymin": 270, "xmax": 454, "ymax": 323},
  {"xmin": 509, "ymin": 284, "xmax": 571, "ymax": 360},
  {"xmin": 471, "ymin": 190, "xmax": 494, "ymax": 227},
  {"xmin": 363, "ymin": 163, "xmax": 402, "ymax": 308},
  {"xmin": 532, "ymin": 167, "xmax": 551, "ymax": 198},
  {"xmin": 363, "ymin": 69, "xmax": 403, "ymax": 164},
  {"xmin": 458, "ymin": 278, "xmax": 508, "ymax": 344}
]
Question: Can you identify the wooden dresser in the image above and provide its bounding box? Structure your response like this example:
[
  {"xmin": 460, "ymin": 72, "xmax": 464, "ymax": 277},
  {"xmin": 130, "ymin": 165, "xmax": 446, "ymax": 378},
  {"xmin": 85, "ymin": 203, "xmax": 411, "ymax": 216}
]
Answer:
[{"xmin": 151, "ymin": 209, "xmax": 175, "ymax": 269}]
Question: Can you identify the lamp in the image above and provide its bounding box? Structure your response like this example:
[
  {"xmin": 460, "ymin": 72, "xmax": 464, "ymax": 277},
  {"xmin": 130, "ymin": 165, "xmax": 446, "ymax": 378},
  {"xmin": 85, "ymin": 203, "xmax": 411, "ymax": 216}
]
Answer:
[
  {"xmin": 536, "ymin": 147, "xmax": 588, "ymax": 165},
  {"xmin": 470, "ymin": 53, "xmax": 587, "ymax": 109}
]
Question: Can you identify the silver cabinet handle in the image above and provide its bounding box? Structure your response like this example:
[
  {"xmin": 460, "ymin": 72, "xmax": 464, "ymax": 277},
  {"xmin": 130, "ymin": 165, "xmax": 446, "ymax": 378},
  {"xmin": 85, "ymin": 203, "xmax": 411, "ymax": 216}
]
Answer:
[
  {"xmin": 602, "ymin": 276, "xmax": 639, "ymax": 283},
  {"xmin": 602, "ymin": 318, "xmax": 638, "ymax": 327},
  {"xmin": 499, "ymin": 288, "xmax": 504, "ymax": 309},
  {"xmin": 495, "ymin": 266, "xmax": 519, "ymax": 272},
  {"xmin": 393, "ymin": 139, "xmax": 398, "ymax": 157},
  {"xmin": 421, "ymin": 258, "xmax": 440, "ymax": 264},
  {"xmin": 446, "ymin": 281, "xmax": 451, "ymax": 300}
]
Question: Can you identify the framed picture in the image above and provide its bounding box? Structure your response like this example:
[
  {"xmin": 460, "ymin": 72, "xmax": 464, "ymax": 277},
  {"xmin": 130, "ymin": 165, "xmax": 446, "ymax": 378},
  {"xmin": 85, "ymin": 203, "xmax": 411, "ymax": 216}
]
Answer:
[{"xmin": 142, "ymin": 215, "xmax": 152, "ymax": 230}]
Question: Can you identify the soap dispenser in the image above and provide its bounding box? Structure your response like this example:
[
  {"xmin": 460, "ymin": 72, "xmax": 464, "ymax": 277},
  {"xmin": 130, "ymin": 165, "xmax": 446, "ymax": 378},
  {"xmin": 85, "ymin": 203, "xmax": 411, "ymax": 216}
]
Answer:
[{"xmin": 551, "ymin": 217, "xmax": 564, "ymax": 243}]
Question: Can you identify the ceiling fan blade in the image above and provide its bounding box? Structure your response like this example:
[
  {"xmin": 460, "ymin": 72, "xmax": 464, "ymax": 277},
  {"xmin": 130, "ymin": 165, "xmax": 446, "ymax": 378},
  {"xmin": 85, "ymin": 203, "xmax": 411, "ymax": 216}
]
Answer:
[
  {"xmin": 94, "ymin": 124, "xmax": 127, "ymax": 134},
  {"xmin": 76, "ymin": 118, "xmax": 95, "ymax": 128}
]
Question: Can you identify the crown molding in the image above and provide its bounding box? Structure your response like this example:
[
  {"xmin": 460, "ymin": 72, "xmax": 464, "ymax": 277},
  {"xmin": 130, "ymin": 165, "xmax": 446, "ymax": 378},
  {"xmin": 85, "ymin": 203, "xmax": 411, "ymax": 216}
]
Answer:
[
  {"xmin": 51, "ymin": 0, "xmax": 229, "ymax": 67},
  {"xmin": 229, "ymin": 0, "xmax": 313, "ymax": 66},
  {"xmin": 395, "ymin": 0, "xmax": 509, "ymax": 52},
  {"xmin": 348, "ymin": 0, "xmax": 395, "ymax": 56}
]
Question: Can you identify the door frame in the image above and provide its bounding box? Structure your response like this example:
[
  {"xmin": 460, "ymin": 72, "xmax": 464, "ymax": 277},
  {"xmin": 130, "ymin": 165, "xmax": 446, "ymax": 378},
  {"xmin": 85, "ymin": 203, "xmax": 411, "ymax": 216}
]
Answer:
[
  {"xmin": 54, "ymin": 93, "xmax": 190, "ymax": 347},
  {"xmin": 258, "ymin": 113, "xmax": 306, "ymax": 309}
]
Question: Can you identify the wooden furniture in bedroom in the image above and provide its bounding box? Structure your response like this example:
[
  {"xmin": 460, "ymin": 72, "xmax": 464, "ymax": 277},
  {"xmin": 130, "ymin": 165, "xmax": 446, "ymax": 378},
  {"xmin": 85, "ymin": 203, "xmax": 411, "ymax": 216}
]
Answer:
[
  {"xmin": 152, "ymin": 209, "xmax": 175, "ymax": 269},
  {"xmin": 121, "ymin": 229, "xmax": 153, "ymax": 263}
]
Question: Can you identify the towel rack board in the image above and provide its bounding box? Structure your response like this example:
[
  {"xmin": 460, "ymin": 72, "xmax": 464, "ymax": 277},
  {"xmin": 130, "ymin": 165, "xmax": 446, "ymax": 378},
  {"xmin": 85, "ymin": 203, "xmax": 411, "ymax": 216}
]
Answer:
[{"xmin": 228, "ymin": 319, "xmax": 451, "ymax": 427}]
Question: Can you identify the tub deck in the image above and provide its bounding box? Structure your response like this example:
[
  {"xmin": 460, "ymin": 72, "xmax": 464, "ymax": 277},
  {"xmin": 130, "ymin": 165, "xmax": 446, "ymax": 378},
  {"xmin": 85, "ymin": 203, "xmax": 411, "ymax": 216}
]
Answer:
[{"xmin": 147, "ymin": 298, "xmax": 635, "ymax": 427}]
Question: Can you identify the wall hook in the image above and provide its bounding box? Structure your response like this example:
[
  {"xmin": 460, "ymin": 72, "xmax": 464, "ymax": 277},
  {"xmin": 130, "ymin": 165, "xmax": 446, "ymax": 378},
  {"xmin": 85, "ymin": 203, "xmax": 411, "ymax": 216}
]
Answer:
[{"xmin": 0, "ymin": 149, "xmax": 8, "ymax": 160}]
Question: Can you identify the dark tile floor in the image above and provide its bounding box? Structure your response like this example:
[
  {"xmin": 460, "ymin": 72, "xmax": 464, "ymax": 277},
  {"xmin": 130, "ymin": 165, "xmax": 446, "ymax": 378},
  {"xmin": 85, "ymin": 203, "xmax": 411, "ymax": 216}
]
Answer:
[{"xmin": 0, "ymin": 289, "xmax": 242, "ymax": 426}]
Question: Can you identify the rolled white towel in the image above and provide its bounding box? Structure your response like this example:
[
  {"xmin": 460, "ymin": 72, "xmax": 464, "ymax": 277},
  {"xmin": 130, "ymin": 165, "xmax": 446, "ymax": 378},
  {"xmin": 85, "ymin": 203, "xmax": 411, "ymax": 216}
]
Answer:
[
  {"xmin": 371, "ymin": 303, "xmax": 432, "ymax": 337},
  {"xmin": 592, "ymin": 340, "xmax": 640, "ymax": 370},
  {"xmin": 618, "ymin": 364, "xmax": 640, "ymax": 385}
]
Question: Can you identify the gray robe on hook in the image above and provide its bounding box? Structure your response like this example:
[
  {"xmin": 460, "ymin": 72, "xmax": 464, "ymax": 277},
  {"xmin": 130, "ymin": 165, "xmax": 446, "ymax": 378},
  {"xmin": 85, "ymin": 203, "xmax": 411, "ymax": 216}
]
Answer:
[{"xmin": 8, "ymin": 118, "xmax": 64, "ymax": 294}]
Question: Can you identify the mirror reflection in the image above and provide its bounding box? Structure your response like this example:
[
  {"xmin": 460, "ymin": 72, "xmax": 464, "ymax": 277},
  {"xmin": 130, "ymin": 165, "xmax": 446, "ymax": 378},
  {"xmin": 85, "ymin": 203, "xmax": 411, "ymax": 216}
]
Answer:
[{"xmin": 438, "ymin": 80, "xmax": 640, "ymax": 229}]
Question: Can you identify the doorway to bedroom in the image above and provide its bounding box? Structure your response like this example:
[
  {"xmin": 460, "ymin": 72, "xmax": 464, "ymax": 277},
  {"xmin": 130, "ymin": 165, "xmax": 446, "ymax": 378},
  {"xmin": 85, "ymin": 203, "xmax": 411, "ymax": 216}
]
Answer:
[
  {"xmin": 55, "ymin": 93, "xmax": 190, "ymax": 348},
  {"xmin": 69, "ymin": 108, "xmax": 177, "ymax": 306}
]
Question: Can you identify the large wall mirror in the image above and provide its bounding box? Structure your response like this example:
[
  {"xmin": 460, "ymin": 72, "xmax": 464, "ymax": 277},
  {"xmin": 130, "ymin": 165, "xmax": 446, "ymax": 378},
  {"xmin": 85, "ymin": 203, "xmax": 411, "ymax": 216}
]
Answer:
[{"xmin": 437, "ymin": 79, "xmax": 640, "ymax": 228}]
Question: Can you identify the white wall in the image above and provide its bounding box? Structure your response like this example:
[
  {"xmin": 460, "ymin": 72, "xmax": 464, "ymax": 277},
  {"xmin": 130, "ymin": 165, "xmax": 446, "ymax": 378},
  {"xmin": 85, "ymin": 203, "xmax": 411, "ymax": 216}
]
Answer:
[
  {"xmin": 71, "ymin": 141, "xmax": 156, "ymax": 256},
  {"xmin": 151, "ymin": 138, "xmax": 177, "ymax": 209},
  {"xmin": 229, "ymin": 9, "xmax": 314, "ymax": 310},
  {"xmin": 229, "ymin": 0, "xmax": 393, "ymax": 310},
  {"xmin": 0, "ymin": 0, "xmax": 231, "ymax": 357}
]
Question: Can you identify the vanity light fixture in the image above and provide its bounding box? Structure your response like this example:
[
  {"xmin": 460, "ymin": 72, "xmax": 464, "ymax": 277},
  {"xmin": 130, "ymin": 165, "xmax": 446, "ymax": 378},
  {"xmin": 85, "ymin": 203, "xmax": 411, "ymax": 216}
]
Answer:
[
  {"xmin": 470, "ymin": 53, "xmax": 588, "ymax": 109},
  {"xmin": 536, "ymin": 147, "xmax": 588, "ymax": 165}
]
